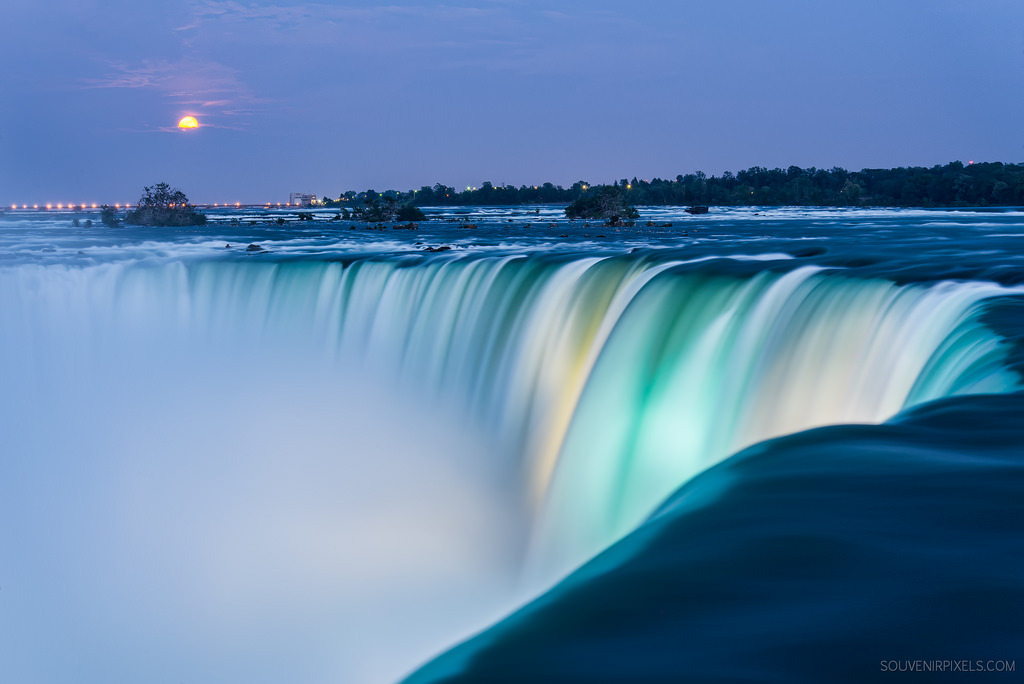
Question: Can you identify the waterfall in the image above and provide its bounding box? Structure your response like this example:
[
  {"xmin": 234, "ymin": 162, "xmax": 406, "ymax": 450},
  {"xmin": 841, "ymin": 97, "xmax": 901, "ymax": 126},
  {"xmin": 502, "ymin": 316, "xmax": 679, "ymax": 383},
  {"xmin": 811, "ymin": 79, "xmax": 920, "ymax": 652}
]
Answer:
[{"xmin": 1, "ymin": 253, "xmax": 1018, "ymax": 583}]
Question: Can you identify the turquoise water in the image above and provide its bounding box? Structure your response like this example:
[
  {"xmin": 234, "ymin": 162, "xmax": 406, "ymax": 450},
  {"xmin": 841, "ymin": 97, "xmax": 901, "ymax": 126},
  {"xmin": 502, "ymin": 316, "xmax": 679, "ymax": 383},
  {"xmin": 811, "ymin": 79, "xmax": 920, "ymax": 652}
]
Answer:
[
  {"xmin": 1, "ymin": 206, "xmax": 1022, "ymax": 682},
  {"xmin": 407, "ymin": 393, "xmax": 1024, "ymax": 684}
]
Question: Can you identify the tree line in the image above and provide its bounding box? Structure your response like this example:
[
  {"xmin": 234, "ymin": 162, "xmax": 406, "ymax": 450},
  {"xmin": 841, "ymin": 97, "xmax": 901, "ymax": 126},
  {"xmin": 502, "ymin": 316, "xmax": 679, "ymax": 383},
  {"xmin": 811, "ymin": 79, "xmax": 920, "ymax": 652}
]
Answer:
[{"xmin": 321, "ymin": 162, "xmax": 1024, "ymax": 209}]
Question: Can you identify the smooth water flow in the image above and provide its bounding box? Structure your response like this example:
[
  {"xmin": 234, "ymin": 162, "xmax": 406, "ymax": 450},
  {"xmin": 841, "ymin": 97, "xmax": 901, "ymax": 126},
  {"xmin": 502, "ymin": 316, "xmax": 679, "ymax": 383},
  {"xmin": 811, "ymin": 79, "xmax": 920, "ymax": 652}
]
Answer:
[{"xmin": 3, "ymin": 254, "xmax": 1017, "ymax": 580}]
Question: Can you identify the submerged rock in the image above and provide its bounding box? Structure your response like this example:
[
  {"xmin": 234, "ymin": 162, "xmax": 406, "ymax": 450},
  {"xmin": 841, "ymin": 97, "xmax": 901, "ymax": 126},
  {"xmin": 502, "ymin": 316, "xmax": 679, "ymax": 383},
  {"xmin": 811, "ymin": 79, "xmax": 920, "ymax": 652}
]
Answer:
[
  {"xmin": 246, "ymin": 243, "xmax": 264, "ymax": 252},
  {"xmin": 685, "ymin": 205, "xmax": 710, "ymax": 214}
]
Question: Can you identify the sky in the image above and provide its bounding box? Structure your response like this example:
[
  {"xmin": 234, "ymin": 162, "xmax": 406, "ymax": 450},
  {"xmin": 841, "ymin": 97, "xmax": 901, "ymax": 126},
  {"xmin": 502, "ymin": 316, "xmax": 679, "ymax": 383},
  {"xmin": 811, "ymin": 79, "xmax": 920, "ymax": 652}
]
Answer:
[{"xmin": 1, "ymin": 0, "xmax": 1022, "ymax": 204}]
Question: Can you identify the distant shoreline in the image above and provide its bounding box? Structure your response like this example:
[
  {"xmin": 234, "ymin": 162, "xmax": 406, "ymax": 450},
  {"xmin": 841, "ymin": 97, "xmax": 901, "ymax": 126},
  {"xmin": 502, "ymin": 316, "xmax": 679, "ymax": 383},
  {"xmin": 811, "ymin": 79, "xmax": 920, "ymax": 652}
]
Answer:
[
  {"xmin": 4, "ymin": 161, "xmax": 1022, "ymax": 212},
  {"xmin": 314, "ymin": 162, "xmax": 1023, "ymax": 212}
]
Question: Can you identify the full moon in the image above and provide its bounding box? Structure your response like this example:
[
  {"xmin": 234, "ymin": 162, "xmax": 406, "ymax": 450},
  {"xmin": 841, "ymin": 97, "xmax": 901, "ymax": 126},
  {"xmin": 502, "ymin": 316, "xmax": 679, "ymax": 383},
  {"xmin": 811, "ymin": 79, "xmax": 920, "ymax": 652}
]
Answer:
[{"xmin": 177, "ymin": 116, "xmax": 200, "ymax": 130}]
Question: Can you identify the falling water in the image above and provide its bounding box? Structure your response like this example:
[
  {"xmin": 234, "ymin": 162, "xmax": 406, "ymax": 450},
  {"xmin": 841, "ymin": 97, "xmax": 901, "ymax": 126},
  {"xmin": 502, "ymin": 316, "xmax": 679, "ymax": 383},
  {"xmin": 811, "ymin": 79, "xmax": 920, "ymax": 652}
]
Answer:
[{"xmin": 3, "ymin": 253, "xmax": 1017, "ymax": 589}]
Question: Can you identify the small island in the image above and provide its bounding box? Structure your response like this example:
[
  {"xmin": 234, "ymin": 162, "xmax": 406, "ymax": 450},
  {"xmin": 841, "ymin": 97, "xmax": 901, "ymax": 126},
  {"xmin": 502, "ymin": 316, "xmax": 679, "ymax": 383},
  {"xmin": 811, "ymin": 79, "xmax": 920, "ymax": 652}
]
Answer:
[
  {"xmin": 564, "ymin": 186, "xmax": 640, "ymax": 225},
  {"xmin": 120, "ymin": 182, "xmax": 207, "ymax": 227},
  {"xmin": 350, "ymin": 192, "xmax": 425, "ymax": 222}
]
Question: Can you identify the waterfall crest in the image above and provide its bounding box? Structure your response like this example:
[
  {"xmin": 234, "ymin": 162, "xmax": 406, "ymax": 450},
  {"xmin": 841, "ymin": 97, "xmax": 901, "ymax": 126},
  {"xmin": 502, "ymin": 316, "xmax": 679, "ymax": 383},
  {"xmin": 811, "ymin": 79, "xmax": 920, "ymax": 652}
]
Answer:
[{"xmin": 2, "ymin": 254, "xmax": 1018, "ymax": 579}]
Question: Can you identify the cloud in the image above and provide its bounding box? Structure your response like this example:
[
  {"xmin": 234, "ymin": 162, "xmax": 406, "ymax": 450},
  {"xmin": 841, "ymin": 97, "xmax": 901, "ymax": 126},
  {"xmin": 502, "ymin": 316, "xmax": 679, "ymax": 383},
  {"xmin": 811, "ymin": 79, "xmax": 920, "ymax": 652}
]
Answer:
[
  {"xmin": 84, "ymin": 59, "xmax": 241, "ymax": 93},
  {"xmin": 82, "ymin": 58, "xmax": 260, "ymax": 125},
  {"xmin": 170, "ymin": 1, "xmax": 659, "ymax": 77},
  {"xmin": 180, "ymin": 1, "xmax": 521, "ymax": 50},
  {"xmin": 189, "ymin": 1, "xmax": 502, "ymax": 24}
]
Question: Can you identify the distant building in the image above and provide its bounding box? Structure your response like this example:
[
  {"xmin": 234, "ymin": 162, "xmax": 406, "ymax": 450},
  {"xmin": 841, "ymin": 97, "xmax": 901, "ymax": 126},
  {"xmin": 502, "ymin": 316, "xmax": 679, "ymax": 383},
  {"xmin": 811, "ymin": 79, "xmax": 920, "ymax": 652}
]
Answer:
[{"xmin": 289, "ymin": 192, "xmax": 317, "ymax": 207}]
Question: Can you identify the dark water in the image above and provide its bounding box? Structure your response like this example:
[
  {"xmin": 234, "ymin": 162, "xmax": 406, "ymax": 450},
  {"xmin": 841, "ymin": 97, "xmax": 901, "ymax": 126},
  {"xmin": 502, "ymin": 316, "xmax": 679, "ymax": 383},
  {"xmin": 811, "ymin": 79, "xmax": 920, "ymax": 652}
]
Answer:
[{"xmin": 1, "ymin": 205, "xmax": 1022, "ymax": 682}]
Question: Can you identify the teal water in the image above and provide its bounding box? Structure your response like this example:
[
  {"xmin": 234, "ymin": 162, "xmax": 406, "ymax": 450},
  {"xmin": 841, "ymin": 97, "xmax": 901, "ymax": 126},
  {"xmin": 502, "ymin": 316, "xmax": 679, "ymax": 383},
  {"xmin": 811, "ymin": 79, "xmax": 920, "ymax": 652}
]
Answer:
[
  {"xmin": 1, "ymin": 206, "xmax": 1022, "ymax": 682},
  {"xmin": 406, "ymin": 393, "xmax": 1024, "ymax": 684}
]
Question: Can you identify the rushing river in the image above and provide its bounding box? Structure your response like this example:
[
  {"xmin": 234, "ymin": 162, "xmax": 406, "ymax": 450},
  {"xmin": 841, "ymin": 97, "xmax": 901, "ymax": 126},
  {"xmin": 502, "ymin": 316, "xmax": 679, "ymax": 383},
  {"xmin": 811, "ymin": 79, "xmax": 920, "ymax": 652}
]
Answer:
[{"xmin": 2, "ymin": 205, "xmax": 1022, "ymax": 683}]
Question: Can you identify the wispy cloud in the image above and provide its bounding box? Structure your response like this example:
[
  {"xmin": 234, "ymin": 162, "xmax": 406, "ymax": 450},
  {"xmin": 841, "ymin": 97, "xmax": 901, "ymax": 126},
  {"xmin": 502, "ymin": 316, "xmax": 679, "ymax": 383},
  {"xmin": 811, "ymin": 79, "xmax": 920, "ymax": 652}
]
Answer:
[
  {"xmin": 170, "ymin": 1, "xmax": 655, "ymax": 76},
  {"xmin": 181, "ymin": 0, "xmax": 518, "ymax": 50},
  {"xmin": 188, "ymin": 1, "xmax": 503, "ymax": 24},
  {"xmin": 83, "ymin": 59, "xmax": 242, "ymax": 94},
  {"xmin": 82, "ymin": 58, "xmax": 260, "ymax": 127}
]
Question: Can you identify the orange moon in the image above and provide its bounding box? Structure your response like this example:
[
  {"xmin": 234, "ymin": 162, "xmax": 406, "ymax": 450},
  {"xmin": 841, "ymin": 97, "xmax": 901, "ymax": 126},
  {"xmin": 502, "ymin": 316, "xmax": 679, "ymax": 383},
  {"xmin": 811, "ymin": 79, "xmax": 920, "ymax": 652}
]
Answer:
[{"xmin": 177, "ymin": 116, "xmax": 200, "ymax": 130}]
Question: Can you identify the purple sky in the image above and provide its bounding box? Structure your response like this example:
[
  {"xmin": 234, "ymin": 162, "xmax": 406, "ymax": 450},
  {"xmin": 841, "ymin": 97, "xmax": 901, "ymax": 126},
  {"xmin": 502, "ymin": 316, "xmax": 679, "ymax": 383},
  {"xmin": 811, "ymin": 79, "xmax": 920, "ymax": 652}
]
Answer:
[{"xmin": 2, "ymin": 0, "xmax": 1022, "ymax": 204}]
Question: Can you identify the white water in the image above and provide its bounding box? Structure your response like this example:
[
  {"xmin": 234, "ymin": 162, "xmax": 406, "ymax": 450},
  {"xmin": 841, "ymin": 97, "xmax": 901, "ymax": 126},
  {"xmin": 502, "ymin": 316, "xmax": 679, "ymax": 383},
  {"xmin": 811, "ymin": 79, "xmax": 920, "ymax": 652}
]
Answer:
[{"xmin": 1, "ymin": 253, "xmax": 1019, "ymax": 682}]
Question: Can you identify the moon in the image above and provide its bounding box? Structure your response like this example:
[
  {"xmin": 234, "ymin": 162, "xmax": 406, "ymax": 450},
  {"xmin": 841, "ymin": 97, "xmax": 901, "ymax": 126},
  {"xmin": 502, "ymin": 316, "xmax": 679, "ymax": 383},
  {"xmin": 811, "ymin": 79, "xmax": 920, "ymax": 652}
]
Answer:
[{"xmin": 177, "ymin": 116, "xmax": 200, "ymax": 130}]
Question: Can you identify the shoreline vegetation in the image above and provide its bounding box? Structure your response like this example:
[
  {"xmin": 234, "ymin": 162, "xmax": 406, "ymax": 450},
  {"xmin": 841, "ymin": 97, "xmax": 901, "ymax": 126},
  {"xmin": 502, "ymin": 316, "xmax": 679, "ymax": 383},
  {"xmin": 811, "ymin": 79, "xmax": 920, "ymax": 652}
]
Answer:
[
  {"xmin": 78, "ymin": 162, "xmax": 1024, "ymax": 230},
  {"xmin": 321, "ymin": 162, "xmax": 1024, "ymax": 211}
]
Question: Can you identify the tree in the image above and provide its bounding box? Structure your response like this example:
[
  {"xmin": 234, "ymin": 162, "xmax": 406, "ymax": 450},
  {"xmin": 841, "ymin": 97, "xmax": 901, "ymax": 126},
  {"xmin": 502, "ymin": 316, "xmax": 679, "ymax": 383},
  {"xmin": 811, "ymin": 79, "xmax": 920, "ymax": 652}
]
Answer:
[
  {"xmin": 124, "ymin": 182, "xmax": 206, "ymax": 226},
  {"xmin": 99, "ymin": 205, "xmax": 119, "ymax": 227}
]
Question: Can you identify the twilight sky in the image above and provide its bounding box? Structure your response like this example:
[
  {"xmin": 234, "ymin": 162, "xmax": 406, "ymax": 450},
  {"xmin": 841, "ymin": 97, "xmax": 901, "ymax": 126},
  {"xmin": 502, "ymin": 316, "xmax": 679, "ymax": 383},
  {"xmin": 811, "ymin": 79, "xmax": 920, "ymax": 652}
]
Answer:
[{"xmin": 1, "ymin": 0, "xmax": 1022, "ymax": 204}]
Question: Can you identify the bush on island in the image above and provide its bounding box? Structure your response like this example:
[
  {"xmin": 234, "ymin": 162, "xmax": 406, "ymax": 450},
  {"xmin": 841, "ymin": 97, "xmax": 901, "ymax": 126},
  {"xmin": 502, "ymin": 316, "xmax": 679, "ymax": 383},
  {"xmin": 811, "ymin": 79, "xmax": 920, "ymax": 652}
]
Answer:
[
  {"xmin": 100, "ymin": 205, "xmax": 120, "ymax": 227},
  {"xmin": 355, "ymin": 195, "xmax": 426, "ymax": 222},
  {"xmin": 397, "ymin": 204, "xmax": 426, "ymax": 221},
  {"xmin": 124, "ymin": 182, "xmax": 207, "ymax": 227},
  {"xmin": 565, "ymin": 186, "xmax": 639, "ymax": 222}
]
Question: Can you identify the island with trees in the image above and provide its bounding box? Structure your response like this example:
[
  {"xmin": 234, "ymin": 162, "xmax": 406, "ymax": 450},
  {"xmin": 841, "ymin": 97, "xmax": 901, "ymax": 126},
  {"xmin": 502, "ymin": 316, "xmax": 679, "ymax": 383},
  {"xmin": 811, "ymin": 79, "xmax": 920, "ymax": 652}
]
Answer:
[
  {"xmin": 119, "ymin": 182, "xmax": 207, "ymax": 227},
  {"xmin": 564, "ymin": 185, "xmax": 639, "ymax": 223}
]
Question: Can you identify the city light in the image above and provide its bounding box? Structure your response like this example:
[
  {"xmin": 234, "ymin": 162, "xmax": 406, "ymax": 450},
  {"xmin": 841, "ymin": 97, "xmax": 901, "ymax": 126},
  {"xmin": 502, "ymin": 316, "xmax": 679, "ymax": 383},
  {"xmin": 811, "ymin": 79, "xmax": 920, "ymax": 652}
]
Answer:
[{"xmin": 0, "ymin": 198, "xmax": 466, "ymax": 211}]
